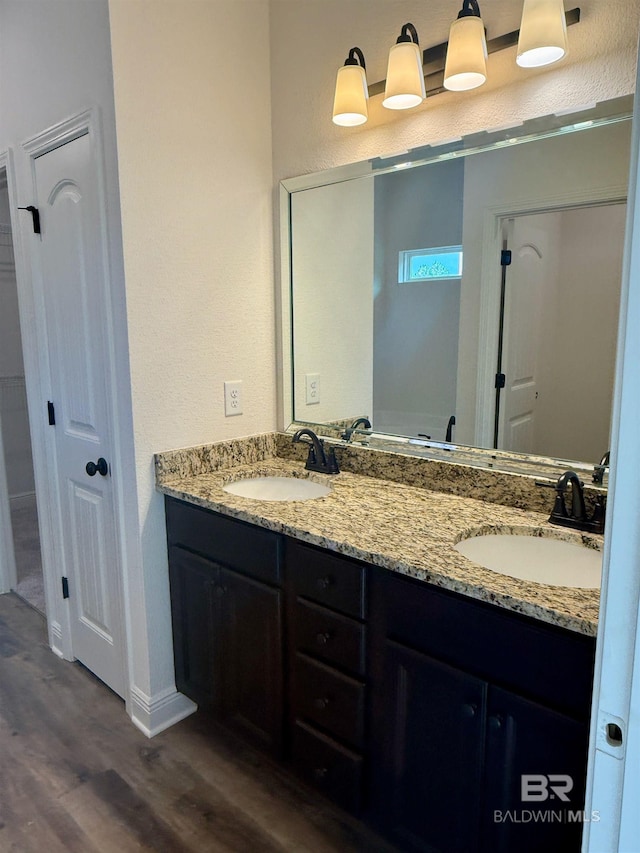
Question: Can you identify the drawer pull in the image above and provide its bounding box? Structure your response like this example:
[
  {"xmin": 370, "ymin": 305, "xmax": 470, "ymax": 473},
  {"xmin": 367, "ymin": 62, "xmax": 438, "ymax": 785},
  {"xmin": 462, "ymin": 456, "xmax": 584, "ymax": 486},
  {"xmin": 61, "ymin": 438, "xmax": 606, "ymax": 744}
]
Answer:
[
  {"xmin": 489, "ymin": 714, "xmax": 504, "ymax": 731},
  {"xmin": 315, "ymin": 632, "xmax": 332, "ymax": 645},
  {"xmin": 214, "ymin": 584, "xmax": 228, "ymax": 597},
  {"xmin": 316, "ymin": 575, "xmax": 334, "ymax": 590},
  {"xmin": 314, "ymin": 766, "xmax": 329, "ymax": 781},
  {"xmin": 462, "ymin": 702, "xmax": 478, "ymax": 719},
  {"xmin": 313, "ymin": 696, "xmax": 331, "ymax": 710}
]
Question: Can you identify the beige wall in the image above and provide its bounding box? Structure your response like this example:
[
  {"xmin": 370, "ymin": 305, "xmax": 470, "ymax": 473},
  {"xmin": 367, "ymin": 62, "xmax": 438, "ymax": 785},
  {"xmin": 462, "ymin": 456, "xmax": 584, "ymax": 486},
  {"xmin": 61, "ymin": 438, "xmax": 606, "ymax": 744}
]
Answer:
[
  {"xmin": 109, "ymin": 0, "xmax": 274, "ymax": 701},
  {"xmin": 270, "ymin": 0, "xmax": 639, "ymax": 184}
]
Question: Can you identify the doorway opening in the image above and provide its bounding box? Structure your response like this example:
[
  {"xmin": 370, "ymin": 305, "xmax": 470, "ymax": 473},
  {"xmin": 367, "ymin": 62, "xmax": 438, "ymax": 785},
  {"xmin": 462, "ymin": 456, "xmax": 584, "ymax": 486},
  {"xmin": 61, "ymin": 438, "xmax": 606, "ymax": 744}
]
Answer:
[
  {"xmin": 0, "ymin": 170, "xmax": 45, "ymax": 615},
  {"xmin": 494, "ymin": 201, "xmax": 627, "ymax": 461}
]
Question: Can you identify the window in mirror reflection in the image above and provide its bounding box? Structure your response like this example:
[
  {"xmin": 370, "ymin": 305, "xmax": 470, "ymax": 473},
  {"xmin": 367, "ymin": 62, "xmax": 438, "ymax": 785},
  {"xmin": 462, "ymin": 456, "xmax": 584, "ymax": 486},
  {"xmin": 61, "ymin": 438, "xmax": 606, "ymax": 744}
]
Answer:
[{"xmin": 399, "ymin": 245, "xmax": 464, "ymax": 283}]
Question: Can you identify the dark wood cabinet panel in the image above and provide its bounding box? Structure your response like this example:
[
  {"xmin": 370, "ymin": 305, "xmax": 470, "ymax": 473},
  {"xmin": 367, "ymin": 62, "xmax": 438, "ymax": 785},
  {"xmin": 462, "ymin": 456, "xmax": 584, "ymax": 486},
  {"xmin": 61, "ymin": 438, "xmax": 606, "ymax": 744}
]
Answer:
[
  {"xmin": 218, "ymin": 568, "xmax": 284, "ymax": 754},
  {"xmin": 168, "ymin": 546, "xmax": 218, "ymax": 710},
  {"xmin": 292, "ymin": 721, "xmax": 364, "ymax": 815},
  {"xmin": 374, "ymin": 567, "xmax": 595, "ymax": 718},
  {"xmin": 293, "ymin": 654, "xmax": 366, "ymax": 750},
  {"xmin": 291, "ymin": 598, "xmax": 366, "ymax": 677},
  {"xmin": 166, "ymin": 497, "xmax": 281, "ymax": 584},
  {"xmin": 481, "ymin": 687, "xmax": 588, "ymax": 853},
  {"xmin": 287, "ymin": 539, "xmax": 367, "ymax": 618},
  {"xmin": 166, "ymin": 501, "xmax": 284, "ymax": 757},
  {"xmin": 371, "ymin": 641, "xmax": 487, "ymax": 853}
]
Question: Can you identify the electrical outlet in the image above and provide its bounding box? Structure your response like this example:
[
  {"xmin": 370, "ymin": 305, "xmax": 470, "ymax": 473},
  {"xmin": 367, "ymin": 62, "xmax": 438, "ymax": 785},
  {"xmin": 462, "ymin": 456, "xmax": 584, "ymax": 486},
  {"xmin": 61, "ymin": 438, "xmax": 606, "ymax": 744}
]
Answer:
[
  {"xmin": 224, "ymin": 380, "xmax": 243, "ymax": 416},
  {"xmin": 305, "ymin": 373, "xmax": 320, "ymax": 405}
]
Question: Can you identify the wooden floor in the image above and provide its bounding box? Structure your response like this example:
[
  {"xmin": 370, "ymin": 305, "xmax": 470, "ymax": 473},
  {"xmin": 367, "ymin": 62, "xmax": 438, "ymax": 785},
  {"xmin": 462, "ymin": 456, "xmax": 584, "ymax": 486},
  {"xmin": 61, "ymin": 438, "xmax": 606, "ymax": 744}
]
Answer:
[{"xmin": 0, "ymin": 594, "xmax": 394, "ymax": 852}]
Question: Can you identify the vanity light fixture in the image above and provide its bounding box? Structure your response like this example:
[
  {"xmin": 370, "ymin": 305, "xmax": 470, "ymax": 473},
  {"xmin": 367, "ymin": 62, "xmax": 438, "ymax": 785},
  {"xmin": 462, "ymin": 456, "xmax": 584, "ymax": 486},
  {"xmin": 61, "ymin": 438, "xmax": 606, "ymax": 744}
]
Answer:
[
  {"xmin": 332, "ymin": 6, "xmax": 580, "ymax": 126},
  {"xmin": 382, "ymin": 23, "xmax": 426, "ymax": 110},
  {"xmin": 517, "ymin": 0, "xmax": 568, "ymax": 68},
  {"xmin": 444, "ymin": 0, "xmax": 488, "ymax": 92},
  {"xmin": 333, "ymin": 47, "xmax": 369, "ymax": 126}
]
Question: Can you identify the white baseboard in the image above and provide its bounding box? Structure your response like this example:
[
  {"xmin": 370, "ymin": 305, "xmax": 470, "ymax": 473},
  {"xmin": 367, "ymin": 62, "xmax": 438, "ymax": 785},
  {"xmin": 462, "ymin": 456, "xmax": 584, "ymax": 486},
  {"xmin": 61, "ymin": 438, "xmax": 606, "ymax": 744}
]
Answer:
[{"xmin": 129, "ymin": 684, "xmax": 197, "ymax": 738}]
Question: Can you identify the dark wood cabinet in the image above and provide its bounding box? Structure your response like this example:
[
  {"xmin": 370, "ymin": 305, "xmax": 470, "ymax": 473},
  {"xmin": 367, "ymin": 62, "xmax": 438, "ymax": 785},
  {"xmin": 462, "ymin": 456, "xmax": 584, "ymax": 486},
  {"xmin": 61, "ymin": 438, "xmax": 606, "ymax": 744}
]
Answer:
[
  {"xmin": 369, "ymin": 569, "xmax": 595, "ymax": 853},
  {"xmin": 166, "ymin": 499, "xmax": 284, "ymax": 755},
  {"xmin": 165, "ymin": 496, "xmax": 595, "ymax": 852},
  {"xmin": 373, "ymin": 641, "xmax": 486, "ymax": 853}
]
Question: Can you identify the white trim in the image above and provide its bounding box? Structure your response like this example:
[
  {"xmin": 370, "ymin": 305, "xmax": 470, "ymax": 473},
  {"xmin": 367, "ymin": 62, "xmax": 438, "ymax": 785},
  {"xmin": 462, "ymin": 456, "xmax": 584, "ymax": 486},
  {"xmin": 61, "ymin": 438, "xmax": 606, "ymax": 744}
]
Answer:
[
  {"xmin": 474, "ymin": 187, "xmax": 629, "ymax": 449},
  {"xmin": 0, "ymin": 153, "xmax": 18, "ymax": 595},
  {"xmin": 278, "ymin": 182, "xmax": 293, "ymax": 431},
  {"xmin": 129, "ymin": 685, "xmax": 197, "ymax": 739},
  {"xmin": 0, "ymin": 407, "xmax": 17, "ymax": 594},
  {"xmin": 583, "ymin": 52, "xmax": 640, "ymax": 851}
]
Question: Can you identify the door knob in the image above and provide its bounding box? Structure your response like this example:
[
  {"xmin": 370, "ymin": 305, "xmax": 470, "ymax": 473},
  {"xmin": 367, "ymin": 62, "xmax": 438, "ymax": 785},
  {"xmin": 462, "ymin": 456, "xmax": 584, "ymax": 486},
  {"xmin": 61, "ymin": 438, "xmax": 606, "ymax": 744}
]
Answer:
[{"xmin": 86, "ymin": 458, "xmax": 109, "ymax": 477}]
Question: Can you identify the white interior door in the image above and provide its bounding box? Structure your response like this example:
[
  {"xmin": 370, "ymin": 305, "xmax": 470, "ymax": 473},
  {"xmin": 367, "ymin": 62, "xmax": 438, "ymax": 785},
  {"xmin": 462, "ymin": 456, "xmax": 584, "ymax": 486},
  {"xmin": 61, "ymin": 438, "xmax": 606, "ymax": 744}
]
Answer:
[
  {"xmin": 34, "ymin": 132, "xmax": 126, "ymax": 698},
  {"xmin": 499, "ymin": 217, "xmax": 548, "ymax": 453}
]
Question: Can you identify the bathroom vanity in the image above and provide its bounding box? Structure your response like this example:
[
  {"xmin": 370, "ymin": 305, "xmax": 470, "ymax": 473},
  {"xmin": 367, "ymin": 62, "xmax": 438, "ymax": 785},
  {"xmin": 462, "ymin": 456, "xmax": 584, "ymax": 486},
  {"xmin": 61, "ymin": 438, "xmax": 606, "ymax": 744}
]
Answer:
[{"xmin": 158, "ymin": 438, "xmax": 599, "ymax": 853}]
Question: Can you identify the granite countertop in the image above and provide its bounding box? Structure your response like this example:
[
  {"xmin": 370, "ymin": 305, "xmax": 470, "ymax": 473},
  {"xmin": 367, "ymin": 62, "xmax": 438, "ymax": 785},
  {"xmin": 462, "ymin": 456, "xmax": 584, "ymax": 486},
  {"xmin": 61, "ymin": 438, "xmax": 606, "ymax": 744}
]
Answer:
[{"xmin": 156, "ymin": 452, "xmax": 601, "ymax": 637}]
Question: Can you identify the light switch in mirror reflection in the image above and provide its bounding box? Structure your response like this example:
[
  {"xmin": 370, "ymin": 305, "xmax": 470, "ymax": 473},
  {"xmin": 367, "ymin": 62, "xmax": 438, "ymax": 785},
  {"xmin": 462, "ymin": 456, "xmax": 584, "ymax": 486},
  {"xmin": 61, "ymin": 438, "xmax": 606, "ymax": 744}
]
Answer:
[{"xmin": 284, "ymin": 97, "xmax": 633, "ymax": 474}]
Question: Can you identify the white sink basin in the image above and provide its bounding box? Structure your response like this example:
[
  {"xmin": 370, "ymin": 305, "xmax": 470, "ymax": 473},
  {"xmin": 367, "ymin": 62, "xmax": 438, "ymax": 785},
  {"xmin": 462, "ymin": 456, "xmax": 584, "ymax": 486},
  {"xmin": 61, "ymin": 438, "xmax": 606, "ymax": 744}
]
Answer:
[
  {"xmin": 454, "ymin": 534, "xmax": 602, "ymax": 588},
  {"xmin": 223, "ymin": 476, "xmax": 331, "ymax": 502}
]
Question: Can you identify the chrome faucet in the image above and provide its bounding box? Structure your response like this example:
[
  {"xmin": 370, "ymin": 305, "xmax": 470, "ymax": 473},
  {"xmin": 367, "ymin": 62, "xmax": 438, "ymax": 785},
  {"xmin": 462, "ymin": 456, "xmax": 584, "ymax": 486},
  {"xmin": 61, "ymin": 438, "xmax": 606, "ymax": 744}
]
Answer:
[
  {"xmin": 544, "ymin": 470, "xmax": 605, "ymax": 534},
  {"xmin": 341, "ymin": 417, "xmax": 371, "ymax": 442},
  {"xmin": 292, "ymin": 428, "xmax": 340, "ymax": 474}
]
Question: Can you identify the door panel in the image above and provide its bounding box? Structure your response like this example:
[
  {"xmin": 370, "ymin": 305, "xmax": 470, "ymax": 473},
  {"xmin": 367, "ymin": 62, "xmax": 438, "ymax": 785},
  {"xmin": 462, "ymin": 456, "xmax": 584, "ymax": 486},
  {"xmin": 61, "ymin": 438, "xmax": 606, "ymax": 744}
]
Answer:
[
  {"xmin": 34, "ymin": 132, "xmax": 126, "ymax": 698},
  {"xmin": 372, "ymin": 641, "xmax": 486, "ymax": 852},
  {"xmin": 500, "ymin": 219, "xmax": 548, "ymax": 453}
]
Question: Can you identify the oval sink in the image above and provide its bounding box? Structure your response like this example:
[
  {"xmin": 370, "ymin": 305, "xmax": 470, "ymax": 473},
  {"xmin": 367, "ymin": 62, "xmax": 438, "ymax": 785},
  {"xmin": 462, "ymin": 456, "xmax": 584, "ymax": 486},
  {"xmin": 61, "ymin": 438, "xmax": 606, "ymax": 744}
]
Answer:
[
  {"xmin": 223, "ymin": 476, "xmax": 331, "ymax": 502},
  {"xmin": 454, "ymin": 534, "xmax": 602, "ymax": 588}
]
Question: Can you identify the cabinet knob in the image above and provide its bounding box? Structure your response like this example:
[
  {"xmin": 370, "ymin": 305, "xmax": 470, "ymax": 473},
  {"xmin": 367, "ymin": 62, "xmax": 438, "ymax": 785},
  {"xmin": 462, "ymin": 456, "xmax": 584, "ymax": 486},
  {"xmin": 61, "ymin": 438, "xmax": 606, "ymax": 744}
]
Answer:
[
  {"xmin": 462, "ymin": 702, "xmax": 478, "ymax": 718},
  {"xmin": 315, "ymin": 632, "xmax": 332, "ymax": 645},
  {"xmin": 489, "ymin": 714, "xmax": 504, "ymax": 731},
  {"xmin": 316, "ymin": 575, "xmax": 333, "ymax": 590},
  {"xmin": 214, "ymin": 584, "xmax": 228, "ymax": 597},
  {"xmin": 313, "ymin": 767, "xmax": 328, "ymax": 781},
  {"xmin": 313, "ymin": 696, "xmax": 330, "ymax": 710}
]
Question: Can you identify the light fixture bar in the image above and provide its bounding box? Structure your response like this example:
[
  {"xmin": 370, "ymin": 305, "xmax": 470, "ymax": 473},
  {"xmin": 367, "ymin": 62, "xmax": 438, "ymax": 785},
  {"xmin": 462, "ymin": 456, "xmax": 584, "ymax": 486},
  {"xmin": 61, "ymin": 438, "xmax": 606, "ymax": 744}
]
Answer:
[{"xmin": 367, "ymin": 6, "xmax": 580, "ymax": 98}]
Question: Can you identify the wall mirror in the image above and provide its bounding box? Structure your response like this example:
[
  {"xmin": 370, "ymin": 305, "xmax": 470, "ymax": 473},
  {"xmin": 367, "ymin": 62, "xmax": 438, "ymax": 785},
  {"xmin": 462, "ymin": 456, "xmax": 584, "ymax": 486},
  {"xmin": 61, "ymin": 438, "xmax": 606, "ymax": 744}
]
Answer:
[{"xmin": 281, "ymin": 96, "xmax": 633, "ymax": 478}]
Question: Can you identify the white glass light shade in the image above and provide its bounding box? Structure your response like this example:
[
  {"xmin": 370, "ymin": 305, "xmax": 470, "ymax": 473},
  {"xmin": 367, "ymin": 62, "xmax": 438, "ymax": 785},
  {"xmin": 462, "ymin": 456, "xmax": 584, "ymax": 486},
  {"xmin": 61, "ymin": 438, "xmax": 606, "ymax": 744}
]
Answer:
[
  {"xmin": 517, "ymin": 0, "xmax": 567, "ymax": 68},
  {"xmin": 333, "ymin": 64, "xmax": 369, "ymax": 126},
  {"xmin": 444, "ymin": 15, "xmax": 488, "ymax": 91},
  {"xmin": 382, "ymin": 41, "xmax": 426, "ymax": 110}
]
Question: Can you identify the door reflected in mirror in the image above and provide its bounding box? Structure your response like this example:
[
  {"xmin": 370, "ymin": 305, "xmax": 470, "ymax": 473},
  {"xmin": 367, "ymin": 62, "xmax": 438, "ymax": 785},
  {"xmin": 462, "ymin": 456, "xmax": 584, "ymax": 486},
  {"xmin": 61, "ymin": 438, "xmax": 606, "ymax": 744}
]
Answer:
[{"xmin": 287, "ymin": 99, "xmax": 632, "ymax": 470}]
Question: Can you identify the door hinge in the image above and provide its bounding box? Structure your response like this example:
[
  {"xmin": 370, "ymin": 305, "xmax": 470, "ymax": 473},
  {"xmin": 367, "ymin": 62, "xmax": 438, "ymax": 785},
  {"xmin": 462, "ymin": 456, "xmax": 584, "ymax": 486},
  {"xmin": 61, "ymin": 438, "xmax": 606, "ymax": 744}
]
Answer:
[
  {"xmin": 61, "ymin": 577, "xmax": 70, "ymax": 599},
  {"xmin": 47, "ymin": 400, "xmax": 56, "ymax": 425},
  {"xmin": 495, "ymin": 373, "xmax": 506, "ymax": 389},
  {"xmin": 500, "ymin": 249, "xmax": 512, "ymax": 266},
  {"xmin": 18, "ymin": 205, "xmax": 41, "ymax": 234}
]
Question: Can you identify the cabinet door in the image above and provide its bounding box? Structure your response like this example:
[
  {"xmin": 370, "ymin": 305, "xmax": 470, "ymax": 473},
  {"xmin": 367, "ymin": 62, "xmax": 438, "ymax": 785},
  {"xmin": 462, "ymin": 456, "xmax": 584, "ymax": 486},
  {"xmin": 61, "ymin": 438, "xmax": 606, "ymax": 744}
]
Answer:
[
  {"xmin": 482, "ymin": 687, "xmax": 589, "ymax": 853},
  {"xmin": 371, "ymin": 641, "xmax": 487, "ymax": 853},
  {"xmin": 218, "ymin": 567, "xmax": 284, "ymax": 755},
  {"xmin": 168, "ymin": 546, "xmax": 219, "ymax": 709}
]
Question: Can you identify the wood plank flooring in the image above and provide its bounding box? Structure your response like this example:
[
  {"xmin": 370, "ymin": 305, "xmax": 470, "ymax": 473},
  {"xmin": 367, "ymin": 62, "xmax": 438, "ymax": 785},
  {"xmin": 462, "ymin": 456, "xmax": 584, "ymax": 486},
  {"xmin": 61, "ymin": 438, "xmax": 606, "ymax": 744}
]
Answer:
[{"xmin": 0, "ymin": 594, "xmax": 394, "ymax": 852}]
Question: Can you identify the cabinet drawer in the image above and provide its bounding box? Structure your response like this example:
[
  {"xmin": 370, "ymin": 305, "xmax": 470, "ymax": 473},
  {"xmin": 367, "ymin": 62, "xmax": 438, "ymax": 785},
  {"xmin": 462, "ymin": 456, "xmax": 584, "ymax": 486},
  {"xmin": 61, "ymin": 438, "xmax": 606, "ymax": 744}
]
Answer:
[
  {"xmin": 293, "ymin": 654, "xmax": 366, "ymax": 749},
  {"xmin": 166, "ymin": 497, "xmax": 281, "ymax": 585},
  {"xmin": 292, "ymin": 721, "xmax": 363, "ymax": 814},
  {"xmin": 287, "ymin": 540, "xmax": 366, "ymax": 618},
  {"xmin": 292, "ymin": 599, "xmax": 366, "ymax": 677}
]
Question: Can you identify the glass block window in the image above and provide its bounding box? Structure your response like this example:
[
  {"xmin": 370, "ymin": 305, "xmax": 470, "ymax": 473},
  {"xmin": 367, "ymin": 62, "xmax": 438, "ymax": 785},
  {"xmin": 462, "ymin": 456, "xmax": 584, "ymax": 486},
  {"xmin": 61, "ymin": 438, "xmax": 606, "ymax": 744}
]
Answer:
[{"xmin": 399, "ymin": 246, "xmax": 463, "ymax": 283}]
